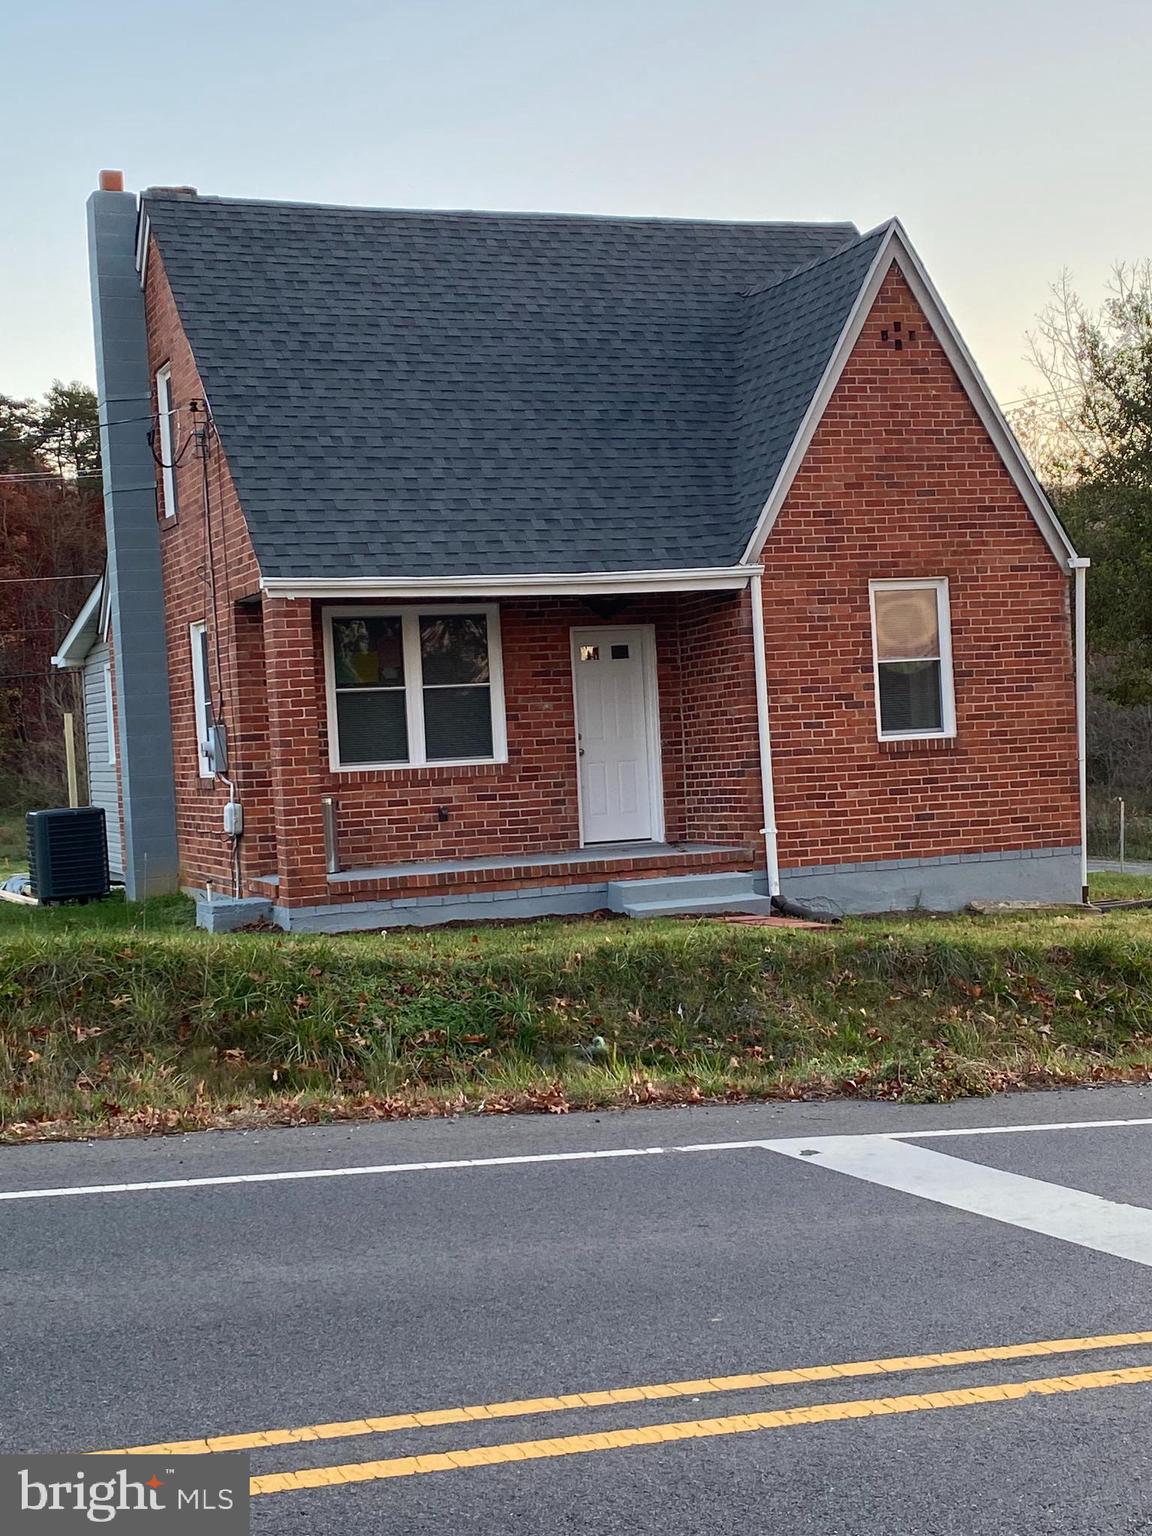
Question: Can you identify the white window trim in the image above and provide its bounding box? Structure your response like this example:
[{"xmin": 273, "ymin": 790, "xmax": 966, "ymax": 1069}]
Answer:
[
  {"xmin": 322, "ymin": 605, "xmax": 508, "ymax": 772},
  {"xmin": 189, "ymin": 621, "xmax": 214, "ymax": 776},
  {"xmin": 869, "ymin": 578, "xmax": 956, "ymax": 741},
  {"xmin": 103, "ymin": 661, "xmax": 116, "ymax": 765},
  {"xmin": 156, "ymin": 364, "xmax": 178, "ymax": 519}
]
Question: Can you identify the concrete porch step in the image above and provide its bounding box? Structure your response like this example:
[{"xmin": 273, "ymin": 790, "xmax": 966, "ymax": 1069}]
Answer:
[
  {"xmin": 606, "ymin": 870, "xmax": 769, "ymax": 918},
  {"xmin": 621, "ymin": 893, "xmax": 776, "ymax": 918}
]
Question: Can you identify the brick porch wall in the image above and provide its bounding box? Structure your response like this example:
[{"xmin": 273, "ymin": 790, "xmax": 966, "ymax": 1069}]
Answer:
[{"xmin": 760, "ymin": 264, "xmax": 1080, "ymax": 871}]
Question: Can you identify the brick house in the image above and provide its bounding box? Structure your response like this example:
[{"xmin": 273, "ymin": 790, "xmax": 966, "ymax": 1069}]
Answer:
[{"xmin": 80, "ymin": 173, "xmax": 1087, "ymax": 931}]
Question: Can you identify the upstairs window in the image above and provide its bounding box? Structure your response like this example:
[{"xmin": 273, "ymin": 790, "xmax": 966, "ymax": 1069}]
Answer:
[
  {"xmin": 156, "ymin": 364, "xmax": 178, "ymax": 519},
  {"xmin": 870, "ymin": 579, "xmax": 955, "ymax": 739},
  {"xmin": 324, "ymin": 607, "xmax": 506, "ymax": 770}
]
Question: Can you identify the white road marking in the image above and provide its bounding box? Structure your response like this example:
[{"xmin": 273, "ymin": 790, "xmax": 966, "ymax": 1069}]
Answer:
[
  {"xmin": 0, "ymin": 1145, "xmax": 673, "ymax": 1203},
  {"xmin": 893, "ymin": 1116, "xmax": 1152, "ymax": 1141},
  {"xmin": 766, "ymin": 1135, "xmax": 1152, "ymax": 1268},
  {"xmin": 0, "ymin": 1113, "xmax": 1149, "ymax": 1205}
]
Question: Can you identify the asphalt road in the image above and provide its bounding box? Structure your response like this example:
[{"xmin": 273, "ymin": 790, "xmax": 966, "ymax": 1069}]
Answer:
[{"xmin": 5, "ymin": 1086, "xmax": 1152, "ymax": 1533}]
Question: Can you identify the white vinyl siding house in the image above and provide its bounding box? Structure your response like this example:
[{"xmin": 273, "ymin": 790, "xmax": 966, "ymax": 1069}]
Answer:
[
  {"xmin": 82, "ymin": 641, "xmax": 124, "ymax": 879},
  {"xmin": 51, "ymin": 576, "xmax": 125, "ymax": 881}
]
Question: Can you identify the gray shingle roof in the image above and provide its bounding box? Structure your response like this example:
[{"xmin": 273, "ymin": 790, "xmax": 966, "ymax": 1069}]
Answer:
[{"xmin": 143, "ymin": 194, "xmax": 880, "ymax": 579}]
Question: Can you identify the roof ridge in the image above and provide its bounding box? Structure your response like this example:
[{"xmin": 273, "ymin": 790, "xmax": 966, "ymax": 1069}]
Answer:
[
  {"xmin": 741, "ymin": 220, "xmax": 893, "ymax": 298},
  {"xmin": 143, "ymin": 191, "xmax": 859, "ymax": 236}
]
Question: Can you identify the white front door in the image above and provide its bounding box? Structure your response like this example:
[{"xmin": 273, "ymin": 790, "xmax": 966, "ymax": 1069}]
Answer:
[{"xmin": 571, "ymin": 626, "xmax": 662, "ymax": 844}]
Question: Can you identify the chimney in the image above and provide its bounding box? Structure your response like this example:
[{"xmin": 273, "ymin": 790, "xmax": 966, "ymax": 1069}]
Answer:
[{"xmin": 87, "ymin": 175, "xmax": 179, "ymax": 899}]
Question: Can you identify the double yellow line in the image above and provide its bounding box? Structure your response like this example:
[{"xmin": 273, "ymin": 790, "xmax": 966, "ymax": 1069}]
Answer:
[{"xmin": 94, "ymin": 1330, "xmax": 1152, "ymax": 1497}]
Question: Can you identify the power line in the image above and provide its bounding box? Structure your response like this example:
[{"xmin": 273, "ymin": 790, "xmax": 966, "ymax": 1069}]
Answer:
[
  {"xmin": 0, "ymin": 573, "xmax": 100, "ymax": 584},
  {"xmin": 998, "ymin": 388, "xmax": 1071, "ymax": 411},
  {"xmin": 0, "ymin": 472, "xmax": 104, "ymax": 483}
]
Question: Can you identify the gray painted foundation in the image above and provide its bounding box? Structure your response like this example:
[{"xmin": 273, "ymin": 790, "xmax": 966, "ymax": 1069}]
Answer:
[
  {"xmin": 194, "ymin": 895, "xmax": 275, "ymax": 932},
  {"xmin": 768, "ymin": 846, "xmax": 1082, "ymax": 914},
  {"xmin": 194, "ymin": 846, "xmax": 1083, "ymax": 933},
  {"xmin": 271, "ymin": 881, "xmax": 613, "ymax": 933}
]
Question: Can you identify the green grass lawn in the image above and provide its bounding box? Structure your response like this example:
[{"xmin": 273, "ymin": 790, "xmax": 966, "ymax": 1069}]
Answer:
[{"xmin": 4, "ymin": 885, "xmax": 1152, "ymax": 1142}]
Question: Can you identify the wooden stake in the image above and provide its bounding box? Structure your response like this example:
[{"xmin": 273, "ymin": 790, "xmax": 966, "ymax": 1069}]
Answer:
[{"xmin": 64, "ymin": 712, "xmax": 79, "ymax": 807}]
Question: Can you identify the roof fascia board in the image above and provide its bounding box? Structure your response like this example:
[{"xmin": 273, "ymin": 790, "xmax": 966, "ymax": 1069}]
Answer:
[
  {"xmin": 261, "ymin": 566, "xmax": 758, "ymax": 600},
  {"xmin": 51, "ymin": 577, "xmax": 105, "ymax": 668},
  {"xmin": 742, "ymin": 222, "xmax": 1078, "ymax": 569}
]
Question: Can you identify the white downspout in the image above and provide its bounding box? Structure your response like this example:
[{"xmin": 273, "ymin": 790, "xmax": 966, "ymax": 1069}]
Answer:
[
  {"xmin": 749, "ymin": 568, "xmax": 781, "ymax": 898},
  {"xmin": 1071, "ymin": 557, "xmax": 1090, "ymax": 903}
]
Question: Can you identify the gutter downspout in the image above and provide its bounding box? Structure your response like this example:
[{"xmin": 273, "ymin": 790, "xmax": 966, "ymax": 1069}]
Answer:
[
  {"xmin": 1071, "ymin": 557, "xmax": 1090, "ymax": 903},
  {"xmin": 749, "ymin": 569, "xmax": 781, "ymax": 898}
]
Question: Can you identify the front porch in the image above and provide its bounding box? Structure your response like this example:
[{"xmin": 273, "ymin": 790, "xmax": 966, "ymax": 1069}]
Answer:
[
  {"xmin": 209, "ymin": 840, "xmax": 766, "ymax": 932},
  {"xmin": 203, "ymin": 579, "xmax": 773, "ymax": 930}
]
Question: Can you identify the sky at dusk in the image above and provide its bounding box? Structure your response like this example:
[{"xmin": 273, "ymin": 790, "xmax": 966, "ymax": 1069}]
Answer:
[{"xmin": 2, "ymin": 0, "xmax": 1149, "ymax": 406}]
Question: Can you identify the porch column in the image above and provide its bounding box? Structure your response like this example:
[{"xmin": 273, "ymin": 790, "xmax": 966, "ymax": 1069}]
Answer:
[{"xmin": 263, "ymin": 597, "xmax": 329, "ymax": 909}]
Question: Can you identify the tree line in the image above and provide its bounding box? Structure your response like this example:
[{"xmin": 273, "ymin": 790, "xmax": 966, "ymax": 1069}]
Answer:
[{"xmin": 0, "ymin": 384, "xmax": 105, "ymax": 807}]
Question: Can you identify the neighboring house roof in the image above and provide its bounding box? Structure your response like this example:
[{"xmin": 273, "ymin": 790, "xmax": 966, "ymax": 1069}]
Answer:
[
  {"xmin": 52, "ymin": 575, "xmax": 108, "ymax": 668},
  {"xmin": 142, "ymin": 194, "xmax": 863, "ymax": 580}
]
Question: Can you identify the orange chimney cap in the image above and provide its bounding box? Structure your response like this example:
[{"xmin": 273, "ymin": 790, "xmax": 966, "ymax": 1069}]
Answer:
[{"xmin": 98, "ymin": 170, "xmax": 125, "ymax": 192}]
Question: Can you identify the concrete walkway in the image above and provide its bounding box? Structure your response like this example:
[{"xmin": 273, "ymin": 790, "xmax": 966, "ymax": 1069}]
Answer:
[{"xmin": 1089, "ymin": 859, "xmax": 1152, "ymax": 875}]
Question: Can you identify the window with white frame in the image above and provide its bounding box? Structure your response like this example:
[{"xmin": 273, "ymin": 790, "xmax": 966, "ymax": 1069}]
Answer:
[
  {"xmin": 189, "ymin": 621, "xmax": 215, "ymax": 775},
  {"xmin": 324, "ymin": 608, "xmax": 506, "ymax": 769},
  {"xmin": 156, "ymin": 364, "xmax": 179, "ymax": 518},
  {"xmin": 869, "ymin": 579, "xmax": 955, "ymax": 739},
  {"xmin": 103, "ymin": 661, "xmax": 116, "ymax": 765}
]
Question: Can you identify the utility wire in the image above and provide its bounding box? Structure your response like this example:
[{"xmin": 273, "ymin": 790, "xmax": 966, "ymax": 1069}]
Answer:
[
  {"xmin": 0, "ymin": 472, "xmax": 104, "ymax": 482},
  {"xmin": 0, "ymin": 573, "xmax": 100, "ymax": 584}
]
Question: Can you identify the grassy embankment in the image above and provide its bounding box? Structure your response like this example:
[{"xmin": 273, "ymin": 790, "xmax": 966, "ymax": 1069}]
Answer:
[{"xmin": 4, "ymin": 873, "xmax": 1152, "ymax": 1141}]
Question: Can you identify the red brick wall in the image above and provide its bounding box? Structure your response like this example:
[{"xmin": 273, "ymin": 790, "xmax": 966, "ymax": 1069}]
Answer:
[
  {"xmin": 760, "ymin": 263, "xmax": 1079, "ymax": 870},
  {"xmin": 144, "ymin": 242, "xmax": 269, "ymax": 894}
]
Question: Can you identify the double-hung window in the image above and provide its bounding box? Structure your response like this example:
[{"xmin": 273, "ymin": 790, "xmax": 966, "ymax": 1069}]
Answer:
[
  {"xmin": 325, "ymin": 607, "xmax": 506, "ymax": 769},
  {"xmin": 156, "ymin": 364, "xmax": 179, "ymax": 519},
  {"xmin": 869, "ymin": 579, "xmax": 955, "ymax": 739}
]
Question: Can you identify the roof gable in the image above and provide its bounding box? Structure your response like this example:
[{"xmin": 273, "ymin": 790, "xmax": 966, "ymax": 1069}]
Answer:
[
  {"xmin": 739, "ymin": 222, "xmax": 1077, "ymax": 568},
  {"xmin": 52, "ymin": 576, "xmax": 105, "ymax": 668}
]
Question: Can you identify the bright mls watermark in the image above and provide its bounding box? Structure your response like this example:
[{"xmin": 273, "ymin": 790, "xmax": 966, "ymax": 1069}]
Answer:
[{"xmin": 0, "ymin": 1455, "xmax": 249, "ymax": 1531}]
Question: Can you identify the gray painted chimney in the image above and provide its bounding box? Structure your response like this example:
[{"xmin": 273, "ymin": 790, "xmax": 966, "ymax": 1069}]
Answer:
[{"xmin": 87, "ymin": 180, "xmax": 179, "ymax": 899}]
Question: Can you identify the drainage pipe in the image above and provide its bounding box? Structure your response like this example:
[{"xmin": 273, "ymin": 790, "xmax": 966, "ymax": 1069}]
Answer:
[
  {"xmin": 322, "ymin": 796, "xmax": 340, "ymax": 876},
  {"xmin": 1071, "ymin": 557, "xmax": 1090, "ymax": 903},
  {"xmin": 749, "ymin": 568, "xmax": 781, "ymax": 898}
]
